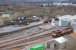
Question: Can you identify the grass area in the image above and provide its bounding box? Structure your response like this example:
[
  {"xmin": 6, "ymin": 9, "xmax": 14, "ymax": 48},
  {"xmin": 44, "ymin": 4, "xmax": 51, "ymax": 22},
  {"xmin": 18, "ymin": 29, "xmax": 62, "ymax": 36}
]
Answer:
[
  {"xmin": 0, "ymin": 6, "xmax": 76, "ymax": 17},
  {"xmin": 8, "ymin": 6, "xmax": 76, "ymax": 16},
  {"xmin": 0, "ymin": 6, "xmax": 76, "ymax": 25}
]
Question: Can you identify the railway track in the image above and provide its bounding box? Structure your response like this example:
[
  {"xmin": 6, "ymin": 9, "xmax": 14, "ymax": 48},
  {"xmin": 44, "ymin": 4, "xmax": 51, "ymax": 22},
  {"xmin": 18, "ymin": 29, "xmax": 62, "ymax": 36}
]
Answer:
[
  {"xmin": 0, "ymin": 29, "xmax": 53, "ymax": 49},
  {"xmin": 0, "ymin": 23, "xmax": 73, "ymax": 49},
  {"xmin": 0, "ymin": 26, "xmax": 67, "ymax": 49},
  {"xmin": 0, "ymin": 24, "xmax": 55, "ymax": 45}
]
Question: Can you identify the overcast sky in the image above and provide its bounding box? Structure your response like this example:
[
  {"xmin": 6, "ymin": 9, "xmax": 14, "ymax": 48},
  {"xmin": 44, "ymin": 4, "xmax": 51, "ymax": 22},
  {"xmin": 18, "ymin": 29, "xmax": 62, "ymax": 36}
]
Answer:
[{"xmin": 0, "ymin": 0, "xmax": 75, "ymax": 5}]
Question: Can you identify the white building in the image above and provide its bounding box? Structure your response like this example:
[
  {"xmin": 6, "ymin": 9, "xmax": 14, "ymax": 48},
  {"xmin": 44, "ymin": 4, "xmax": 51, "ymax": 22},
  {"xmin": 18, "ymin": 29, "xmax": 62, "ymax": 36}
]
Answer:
[
  {"xmin": 47, "ymin": 36, "xmax": 76, "ymax": 50},
  {"xmin": 56, "ymin": 15, "xmax": 76, "ymax": 27},
  {"xmin": 51, "ymin": 2, "xmax": 73, "ymax": 6},
  {"xmin": 2, "ymin": 14, "xmax": 11, "ymax": 18}
]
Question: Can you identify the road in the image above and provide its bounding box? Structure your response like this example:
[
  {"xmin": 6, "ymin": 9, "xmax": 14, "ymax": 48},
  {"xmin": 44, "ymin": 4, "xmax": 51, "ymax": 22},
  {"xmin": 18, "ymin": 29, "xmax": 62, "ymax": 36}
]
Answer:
[
  {"xmin": 70, "ymin": 23, "xmax": 76, "ymax": 39},
  {"xmin": 72, "ymin": 24, "xmax": 76, "ymax": 32},
  {"xmin": 0, "ymin": 20, "xmax": 44, "ymax": 36}
]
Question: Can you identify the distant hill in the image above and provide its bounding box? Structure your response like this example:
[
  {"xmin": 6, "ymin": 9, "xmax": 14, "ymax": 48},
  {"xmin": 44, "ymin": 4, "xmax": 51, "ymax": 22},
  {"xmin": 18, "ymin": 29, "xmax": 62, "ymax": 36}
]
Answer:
[{"xmin": 0, "ymin": 0, "xmax": 76, "ymax": 5}]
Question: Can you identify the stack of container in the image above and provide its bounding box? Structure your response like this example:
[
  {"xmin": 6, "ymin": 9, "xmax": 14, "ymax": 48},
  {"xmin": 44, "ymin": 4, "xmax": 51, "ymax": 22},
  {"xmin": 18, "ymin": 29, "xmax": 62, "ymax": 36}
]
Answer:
[{"xmin": 30, "ymin": 44, "xmax": 46, "ymax": 50}]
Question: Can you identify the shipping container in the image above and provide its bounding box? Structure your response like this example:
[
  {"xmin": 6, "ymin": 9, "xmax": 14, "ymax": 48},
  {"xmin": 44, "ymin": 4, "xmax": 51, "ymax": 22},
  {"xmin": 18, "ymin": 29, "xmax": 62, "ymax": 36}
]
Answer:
[{"xmin": 30, "ymin": 44, "xmax": 46, "ymax": 50}]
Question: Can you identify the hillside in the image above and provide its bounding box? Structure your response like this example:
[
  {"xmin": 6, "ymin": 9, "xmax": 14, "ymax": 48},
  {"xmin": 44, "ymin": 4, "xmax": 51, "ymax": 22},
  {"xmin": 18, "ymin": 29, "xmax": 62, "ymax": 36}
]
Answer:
[
  {"xmin": 6, "ymin": 6, "xmax": 76, "ymax": 16},
  {"xmin": 0, "ymin": 6, "xmax": 76, "ymax": 26}
]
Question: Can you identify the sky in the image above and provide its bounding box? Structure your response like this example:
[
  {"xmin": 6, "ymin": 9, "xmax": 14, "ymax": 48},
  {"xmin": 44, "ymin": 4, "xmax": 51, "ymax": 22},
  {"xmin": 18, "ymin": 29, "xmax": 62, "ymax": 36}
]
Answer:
[{"xmin": 0, "ymin": 0, "xmax": 75, "ymax": 5}]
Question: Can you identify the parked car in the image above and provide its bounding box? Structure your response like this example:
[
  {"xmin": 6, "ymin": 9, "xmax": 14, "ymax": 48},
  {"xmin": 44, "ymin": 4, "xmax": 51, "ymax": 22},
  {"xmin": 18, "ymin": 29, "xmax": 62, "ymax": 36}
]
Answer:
[
  {"xmin": 44, "ymin": 20, "xmax": 48, "ymax": 23},
  {"xmin": 44, "ymin": 19, "xmax": 52, "ymax": 23},
  {"xmin": 14, "ymin": 16, "xmax": 29, "ymax": 25}
]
